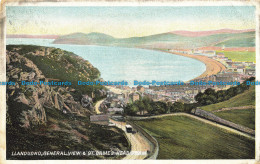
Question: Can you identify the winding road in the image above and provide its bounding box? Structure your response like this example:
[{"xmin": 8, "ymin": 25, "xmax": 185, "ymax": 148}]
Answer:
[
  {"xmin": 94, "ymin": 99, "xmax": 105, "ymax": 114},
  {"xmin": 110, "ymin": 119, "xmax": 153, "ymax": 160},
  {"xmin": 94, "ymin": 95, "xmax": 152, "ymax": 159},
  {"xmin": 95, "ymin": 87, "xmax": 255, "ymax": 161}
]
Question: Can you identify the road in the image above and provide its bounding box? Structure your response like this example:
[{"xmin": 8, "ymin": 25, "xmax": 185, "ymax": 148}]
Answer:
[
  {"xmin": 94, "ymin": 99, "xmax": 105, "ymax": 114},
  {"xmin": 94, "ymin": 89, "xmax": 152, "ymax": 159},
  {"xmin": 110, "ymin": 119, "xmax": 153, "ymax": 160}
]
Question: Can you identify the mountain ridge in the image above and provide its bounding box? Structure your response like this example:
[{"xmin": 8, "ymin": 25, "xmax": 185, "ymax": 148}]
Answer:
[
  {"xmin": 52, "ymin": 29, "xmax": 255, "ymax": 49},
  {"xmin": 8, "ymin": 29, "xmax": 255, "ymax": 39},
  {"xmin": 170, "ymin": 29, "xmax": 255, "ymax": 37}
]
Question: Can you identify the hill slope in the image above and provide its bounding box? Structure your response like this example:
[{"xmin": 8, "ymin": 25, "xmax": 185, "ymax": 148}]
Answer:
[
  {"xmin": 200, "ymin": 86, "xmax": 255, "ymax": 130},
  {"xmin": 201, "ymin": 85, "xmax": 255, "ymax": 112},
  {"xmin": 7, "ymin": 45, "xmax": 105, "ymax": 102},
  {"xmin": 214, "ymin": 109, "xmax": 255, "ymax": 130},
  {"xmin": 6, "ymin": 45, "xmax": 129, "ymax": 159},
  {"xmin": 135, "ymin": 115, "xmax": 254, "ymax": 159},
  {"xmin": 170, "ymin": 29, "xmax": 255, "ymax": 37},
  {"xmin": 53, "ymin": 32, "xmax": 115, "ymax": 45},
  {"xmin": 53, "ymin": 30, "xmax": 255, "ymax": 49}
]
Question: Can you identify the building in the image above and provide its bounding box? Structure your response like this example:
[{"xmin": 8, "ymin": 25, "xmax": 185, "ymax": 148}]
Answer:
[
  {"xmin": 107, "ymin": 108, "xmax": 124, "ymax": 114},
  {"xmin": 137, "ymin": 86, "xmax": 145, "ymax": 93},
  {"xmin": 169, "ymin": 49, "xmax": 192, "ymax": 54},
  {"xmin": 202, "ymin": 51, "xmax": 216, "ymax": 57},
  {"xmin": 130, "ymin": 93, "xmax": 140, "ymax": 102},
  {"xmin": 245, "ymin": 68, "xmax": 255, "ymax": 76},
  {"xmin": 216, "ymin": 53, "xmax": 225, "ymax": 59},
  {"xmin": 117, "ymin": 94, "xmax": 124, "ymax": 101},
  {"xmin": 90, "ymin": 115, "xmax": 110, "ymax": 125},
  {"xmin": 236, "ymin": 66, "xmax": 245, "ymax": 74}
]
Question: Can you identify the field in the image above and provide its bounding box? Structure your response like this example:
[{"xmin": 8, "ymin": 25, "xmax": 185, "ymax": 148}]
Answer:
[
  {"xmin": 135, "ymin": 115, "xmax": 255, "ymax": 159},
  {"xmin": 216, "ymin": 51, "xmax": 255, "ymax": 63},
  {"xmin": 200, "ymin": 86, "xmax": 255, "ymax": 112},
  {"xmin": 214, "ymin": 109, "xmax": 255, "ymax": 130}
]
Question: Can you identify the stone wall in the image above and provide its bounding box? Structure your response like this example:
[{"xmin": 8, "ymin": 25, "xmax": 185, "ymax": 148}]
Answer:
[{"xmin": 191, "ymin": 108, "xmax": 255, "ymax": 135}]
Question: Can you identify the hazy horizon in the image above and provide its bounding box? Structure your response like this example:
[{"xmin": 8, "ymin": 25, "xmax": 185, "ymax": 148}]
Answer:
[
  {"xmin": 7, "ymin": 6, "xmax": 256, "ymax": 38},
  {"xmin": 7, "ymin": 28, "xmax": 255, "ymax": 37}
]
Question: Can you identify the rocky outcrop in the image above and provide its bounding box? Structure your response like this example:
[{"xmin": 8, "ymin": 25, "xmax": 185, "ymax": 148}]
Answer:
[
  {"xmin": 6, "ymin": 49, "xmax": 91, "ymax": 128},
  {"xmin": 81, "ymin": 95, "xmax": 94, "ymax": 111},
  {"xmin": 6, "ymin": 46, "xmax": 130, "ymax": 160}
]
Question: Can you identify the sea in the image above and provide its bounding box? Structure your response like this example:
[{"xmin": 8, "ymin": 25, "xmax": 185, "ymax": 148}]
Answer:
[{"xmin": 6, "ymin": 38, "xmax": 206, "ymax": 86}]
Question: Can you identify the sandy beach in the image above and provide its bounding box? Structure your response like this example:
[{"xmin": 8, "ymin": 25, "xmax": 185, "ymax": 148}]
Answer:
[{"xmin": 161, "ymin": 51, "xmax": 226, "ymax": 80}]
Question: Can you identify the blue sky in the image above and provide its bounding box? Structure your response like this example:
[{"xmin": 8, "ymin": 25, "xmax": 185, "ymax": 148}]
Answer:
[{"xmin": 6, "ymin": 6, "xmax": 256, "ymax": 37}]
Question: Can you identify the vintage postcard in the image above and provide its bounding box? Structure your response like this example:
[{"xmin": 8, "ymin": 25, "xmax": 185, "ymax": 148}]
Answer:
[{"xmin": 0, "ymin": 0, "xmax": 259, "ymax": 163}]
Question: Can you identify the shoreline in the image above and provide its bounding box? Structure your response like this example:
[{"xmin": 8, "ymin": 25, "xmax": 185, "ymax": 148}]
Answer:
[
  {"xmin": 8, "ymin": 38, "xmax": 226, "ymax": 82},
  {"xmin": 156, "ymin": 49, "xmax": 226, "ymax": 80}
]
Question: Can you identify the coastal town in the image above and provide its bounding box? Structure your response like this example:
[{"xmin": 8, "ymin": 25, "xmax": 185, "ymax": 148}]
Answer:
[
  {"xmin": 91, "ymin": 47, "xmax": 255, "ymax": 119},
  {"xmin": 5, "ymin": 4, "xmax": 257, "ymax": 161}
]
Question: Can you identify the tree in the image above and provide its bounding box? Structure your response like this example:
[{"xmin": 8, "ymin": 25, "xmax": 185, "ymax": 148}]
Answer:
[
  {"xmin": 136, "ymin": 100, "xmax": 145, "ymax": 115},
  {"xmin": 125, "ymin": 103, "xmax": 138, "ymax": 115},
  {"xmin": 146, "ymin": 103, "xmax": 154, "ymax": 114},
  {"xmin": 131, "ymin": 105, "xmax": 139, "ymax": 115},
  {"xmin": 204, "ymin": 88, "xmax": 216, "ymax": 96},
  {"xmin": 227, "ymin": 87, "xmax": 236, "ymax": 97},
  {"xmin": 195, "ymin": 92, "xmax": 203, "ymax": 104},
  {"xmin": 172, "ymin": 102, "xmax": 185, "ymax": 112}
]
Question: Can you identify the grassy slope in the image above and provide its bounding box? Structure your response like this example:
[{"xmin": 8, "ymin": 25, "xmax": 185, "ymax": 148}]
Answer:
[
  {"xmin": 214, "ymin": 109, "xmax": 255, "ymax": 130},
  {"xmin": 215, "ymin": 36, "xmax": 255, "ymax": 47},
  {"xmin": 135, "ymin": 115, "xmax": 254, "ymax": 159},
  {"xmin": 54, "ymin": 31, "xmax": 255, "ymax": 48},
  {"xmin": 216, "ymin": 50, "xmax": 255, "ymax": 63},
  {"xmin": 201, "ymin": 86, "xmax": 255, "ymax": 112},
  {"xmin": 53, "ymin": 32, "xmax": 116, "ymax": 44}
]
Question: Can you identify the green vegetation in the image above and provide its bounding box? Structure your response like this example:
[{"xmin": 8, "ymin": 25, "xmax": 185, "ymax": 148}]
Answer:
[
  {"xmin": 53, "ymin": 31, "xmax": 255, "ymax": 49},
  {"xmin": 53, "ymin": 32, "xmax": 115, "ymax": 45},
  {"xmin": 7, "ymin": 45, "xmax": 105, "ymax": 102},
  {"xmin": 7, "ymin": 44, "xmax": 41, "ymax": 54},
  {"xmin": 125, "ymin": 98, "xmax": 168, "ymax": 115},
  {"xmin": 6, "ymin": 45, "xmax": 130, "ymax": 159},
  {"xmin": 135, "ymin": 115, "xmax": 255, "ymax": 159},
  {"xmin": 215, "ymin": 36, "xmax": 255, "ymax": 47},
  {"xmin": 217, "ymin": 50, "xmax": 255, "ymax": 62},
  {"xmin": 214, "ymin": 109, "xmax": 255, "ymax": 130},
  {"xmin": 195, "ymin": 77, "xmax": 254, "ymax": 106},
  {"xmin": 125, "ymin": 79, "xmax": 255, "ymax": 116},
  {"xmin": 201, "ymin": 85, "xmax": 255, "ymax": 112},
  {"xmin": 124, "ymin": 97, "xmax": 194, "ymax": 116}
]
